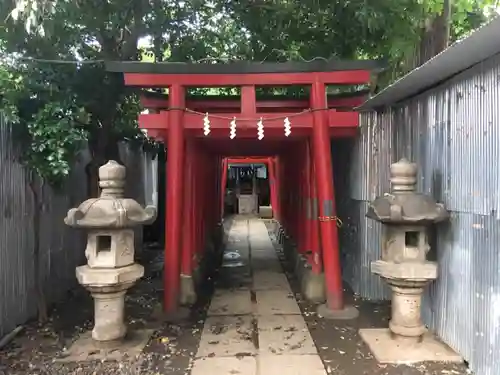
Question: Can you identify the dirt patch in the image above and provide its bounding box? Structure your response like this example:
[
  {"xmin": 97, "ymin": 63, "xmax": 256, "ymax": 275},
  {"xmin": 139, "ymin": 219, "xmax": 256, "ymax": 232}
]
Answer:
[{"xmin": 265, "ymin": 222, "xmax": 470, "ymax": 375}]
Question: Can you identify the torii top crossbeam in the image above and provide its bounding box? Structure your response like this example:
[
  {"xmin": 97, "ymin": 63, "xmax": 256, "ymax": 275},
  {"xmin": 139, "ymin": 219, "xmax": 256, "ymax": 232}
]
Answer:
[
  {"xmin": 106, "ymin": 59, "xmax": 384, "ymax": 143},
  {"xmin": 106, "ymin": 59, "xmax": 384, "ymax": 86}
]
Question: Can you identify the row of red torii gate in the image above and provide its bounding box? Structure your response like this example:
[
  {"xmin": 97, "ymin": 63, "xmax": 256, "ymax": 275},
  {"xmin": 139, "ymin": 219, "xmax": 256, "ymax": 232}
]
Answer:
[{"xmin": 106, "ymin": 59, "xmax": 383, "ymax": 317}]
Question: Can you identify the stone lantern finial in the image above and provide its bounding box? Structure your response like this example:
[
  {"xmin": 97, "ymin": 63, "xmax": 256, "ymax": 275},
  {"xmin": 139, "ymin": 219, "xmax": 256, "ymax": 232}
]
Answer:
[
  {"xmin": 99, "ymin": 160, "xmax": 126, "ymax": 197},
  {"xmin": 390, "ymin": 158, "xmax": 417, "ymax": 193},
  {"xmin": 64, "ymin": 160, "xmax": 157, "ymax": 350}
]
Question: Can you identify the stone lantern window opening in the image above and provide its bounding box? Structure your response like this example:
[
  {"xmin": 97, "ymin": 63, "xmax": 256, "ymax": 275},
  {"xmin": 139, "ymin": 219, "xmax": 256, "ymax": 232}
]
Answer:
[
  {"xmin": 97, "ymin": 235, "xmax": 112, "ymax": 252},
  {"xmin": 405, "ymin": 231, "xmax": 419, "ymax": 248}
]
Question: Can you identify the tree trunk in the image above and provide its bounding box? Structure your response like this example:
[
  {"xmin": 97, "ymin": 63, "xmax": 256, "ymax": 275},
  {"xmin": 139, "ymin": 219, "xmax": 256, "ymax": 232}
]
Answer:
[
  {"xmin": 417, "ymin": 0, "xmax": 452, "ymax": 67},
  {"xmin": 28, "ymin": 175, "xmax": 48, "ymax": 324},
  {"xmin": 86, "ymin": 121, "xmax": 122, "ymax": 198},
  {"xmin": 437, "ymin": 0, "xmax": 453, "ymax": 52}
]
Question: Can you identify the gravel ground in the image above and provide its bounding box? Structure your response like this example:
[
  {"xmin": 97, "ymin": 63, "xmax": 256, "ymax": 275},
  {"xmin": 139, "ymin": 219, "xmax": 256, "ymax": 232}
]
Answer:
[
  {"xmin": 265, "ymin": 222, "xmax": 471, "ymax": 375},
  {"xmin": 0, "ymin": 245, "xmax": 214, "ymax": 375}
]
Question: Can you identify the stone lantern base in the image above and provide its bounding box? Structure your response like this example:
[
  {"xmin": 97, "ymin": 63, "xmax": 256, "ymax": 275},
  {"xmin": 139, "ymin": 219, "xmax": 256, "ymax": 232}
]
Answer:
[
  {"xmin": 57, "ymin": 329, "xmax": 154, "ymax": 362},
  {"xmin": 56, "ymin": 263, "xmax": 155, "ymax": 362},
  {"xmin": 359, "ymin": 260, "xmax": 462, "ymax": 364},
  {"xmin": 358, "ymin": 329, "xmax": 463, "ymax": 364}
]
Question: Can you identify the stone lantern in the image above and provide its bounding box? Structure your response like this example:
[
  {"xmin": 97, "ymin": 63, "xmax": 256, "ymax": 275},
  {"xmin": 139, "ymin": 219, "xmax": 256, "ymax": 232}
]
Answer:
[
  {"xmin": 64, "ymin": 160, "xmax": 156, "ymax": 346},
  {"xmin": 359, "ymin": 158, "xmax": 461, "ymax": 363}
]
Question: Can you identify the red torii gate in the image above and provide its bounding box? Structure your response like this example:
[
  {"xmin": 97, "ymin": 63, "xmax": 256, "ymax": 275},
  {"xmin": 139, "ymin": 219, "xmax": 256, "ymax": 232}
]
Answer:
[{"xmin": 106, "ymin": 60, "xmax": 382, "ymax": 318}]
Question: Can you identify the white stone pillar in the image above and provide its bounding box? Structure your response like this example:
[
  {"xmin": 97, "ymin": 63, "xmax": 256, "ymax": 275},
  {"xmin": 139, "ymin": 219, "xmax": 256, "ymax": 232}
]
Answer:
[{"xmin": 91, "ymin": 290, "xmax": 127, "ymax": 341}]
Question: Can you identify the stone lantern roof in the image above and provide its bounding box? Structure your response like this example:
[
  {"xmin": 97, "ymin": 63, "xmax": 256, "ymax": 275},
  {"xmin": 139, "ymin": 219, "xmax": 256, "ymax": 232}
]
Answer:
[
  {"xmin": 64, "ymin": 160, "xmax": 157, "ymax": 228},
  {"xmin": 366, "ymin": 158, "xmax": 448, "ymax": 224}
]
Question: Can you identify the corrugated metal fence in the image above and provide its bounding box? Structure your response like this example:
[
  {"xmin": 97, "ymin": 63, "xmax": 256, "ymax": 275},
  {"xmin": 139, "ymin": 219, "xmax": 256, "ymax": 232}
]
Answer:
[
  {"xmin": 0, "ymin": 116, "xmax": 147, "ymax": 338},
  {"xmin": 340, "ymin": 52, "xmax": 500, "ymax": 375}
]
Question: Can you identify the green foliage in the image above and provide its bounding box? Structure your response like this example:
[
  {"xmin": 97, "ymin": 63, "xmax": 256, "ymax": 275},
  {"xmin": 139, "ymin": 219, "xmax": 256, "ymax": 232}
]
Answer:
[
  {"xmin": 0, "ymin": 64, "xmax": 22, "ymax": 124},
  {"xmin": 0, "ymin": 62, "xmax": 88, "ymax": 187},
  {"xmin": 223, "ymin": 0, "xmax": 494, "ymax": 82},
  {"xmin": 24, "ymin": 101, "xmax": 87, "ymax": 186},
  {"xmin": 1, "ymin": 0, "xmax": 496, "ymax": 189}
]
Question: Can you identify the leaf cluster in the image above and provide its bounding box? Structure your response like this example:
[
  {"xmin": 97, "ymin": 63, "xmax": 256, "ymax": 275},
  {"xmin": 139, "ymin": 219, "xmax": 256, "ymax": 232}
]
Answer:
[
  {"xmin": 0, "ymin": 60, "xmax": 88, "ymax": 188},
  {"xmin": 0, "ymin": 0, "xmax": 496, "ymax": 188}
]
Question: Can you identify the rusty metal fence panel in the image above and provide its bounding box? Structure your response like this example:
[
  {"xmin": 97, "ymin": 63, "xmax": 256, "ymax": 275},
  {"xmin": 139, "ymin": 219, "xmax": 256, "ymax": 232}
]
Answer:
[
  {"xmin": 343, "ymin": 52, "xmax": 500, "ymax": 375},
  {"xmin": 0, "ymin": 117, "xmax": 147, "ymax": 338}
]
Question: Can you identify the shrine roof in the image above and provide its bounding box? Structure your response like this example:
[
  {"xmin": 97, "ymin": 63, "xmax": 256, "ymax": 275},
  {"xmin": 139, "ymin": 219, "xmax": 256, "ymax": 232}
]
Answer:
[{"xmin": 106, "ymin": 59, "xmax": 385, "ymax": 75}]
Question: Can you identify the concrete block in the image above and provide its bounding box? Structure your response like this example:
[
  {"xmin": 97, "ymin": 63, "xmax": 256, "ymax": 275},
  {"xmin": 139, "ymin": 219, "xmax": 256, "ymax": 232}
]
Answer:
[
  {"xmin": 259, "ymin": 206, "xmax": 274, "ymax": 219},
  {"xmin": 180, "ymin": 274, "xmax": 197, "ymax": 306},
  {"xmin": 301, "ymin": 270, "xmax": 326, "ymax": 304}
]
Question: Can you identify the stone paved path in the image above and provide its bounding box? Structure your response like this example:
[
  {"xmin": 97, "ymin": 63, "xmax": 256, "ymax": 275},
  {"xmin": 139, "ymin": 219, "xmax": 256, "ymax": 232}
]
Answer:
[{"xmin": 191, "ymin": 217, "xmax": 327, "ymax": 375}]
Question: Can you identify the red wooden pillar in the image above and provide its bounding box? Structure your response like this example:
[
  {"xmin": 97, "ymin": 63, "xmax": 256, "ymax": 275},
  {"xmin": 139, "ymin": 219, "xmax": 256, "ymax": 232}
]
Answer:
[
  {"xmin": 267, "ymin": 157, "xmax": 278, "ymax": 220},
  {"xmin": 302, "ymin": 142, "xmax": 311, "ymax": 256},
  {"xmin": 297, "ymin": 142, "xmax": 307, "ymax": 254},
  {"xmin": 204, "ymin": 152, "xmax": 209, "ymax": 242},
  {"xmin": 274, "ymin": 156, "xmax": 282, "ymax": 223},
  {"xmin": 307, "ymin": 139, "xmax": 321, "ymax": 274},
  {"xmin": 220, "ymin": 158, "xmax": 229, "ymax": 219},
  {"xmin": 291, "ymin": 151, "xmax": 299, "ymax": 241},
  {"xmin": 215, "ymin": 156, "xmax": 220, "ymax": 223},
  {"xmin": 280, "ymin": 155, "xmax": 290, "ymax": 235},
  {"xmin": 297, "ymin": 147, "xmax": 305, "ymax": 246},
  {"xmin": 287, "ymin": 151, "xmax": 294, "ymax": 239},
  {"xmin": 311, "ymin": 81, "xmax": 352, "ymax": 316},
  {"xmin": 191, "ymin": 143, "xmax": 199, "ymax": 270},
  {"xmin": 210, "ymin": 156, "xmax": 218, "ymax": 229},
  {"xmin": 293, "ymin": 152, "xmax": 299, "ymax": 241},
  {"xmin": 214, "ymin": 155, "xmax": 220, "ymax": 223},
  {"xmin": 181, "ymin": 140, "xmax": 194, "ymax": 280},
  {"xmin": 195, "ymin": 145, "xmax": 203, "ymax": 260},
  {"xmin": 200, "ymin": 148, "xmax": 207, "ymax": 250},
  {"xmin": 286, "ymin": 153, "xmax": 294, "ymax": 238},
  {"xmin": 164, "ymin": 84, "xmax": 186, "ymax": 313}
]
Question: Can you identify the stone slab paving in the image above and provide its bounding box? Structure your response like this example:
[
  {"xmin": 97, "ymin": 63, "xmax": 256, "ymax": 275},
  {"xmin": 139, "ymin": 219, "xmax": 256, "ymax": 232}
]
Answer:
[
  {"xmin": 252, "ymin": 271, "xmax": 291, "ymax": 291},
  {"xmin": 207, "ymin": 290, "xmax": 253, "ymax": 316},
  {"xmin": 191, "ymin": 217, "xmax": 327, "ymax": 375},
  {"xmin": 255, "ymin": 290, "xmax": 302, "ymax": 316},
  {"xmin": 258, "ymin": 354, "xmax": 327, "ymax": 375},
  {"xmin": 258, "ymin": 314, "xmax": 317, "ymax": 355},
  {"xmin": 197, "ymin": 316, "xmax": 256, "ymax": 357},
  {"xmin": 191, "ymin": 356, "xmax": 257, "ymax": 374}
]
